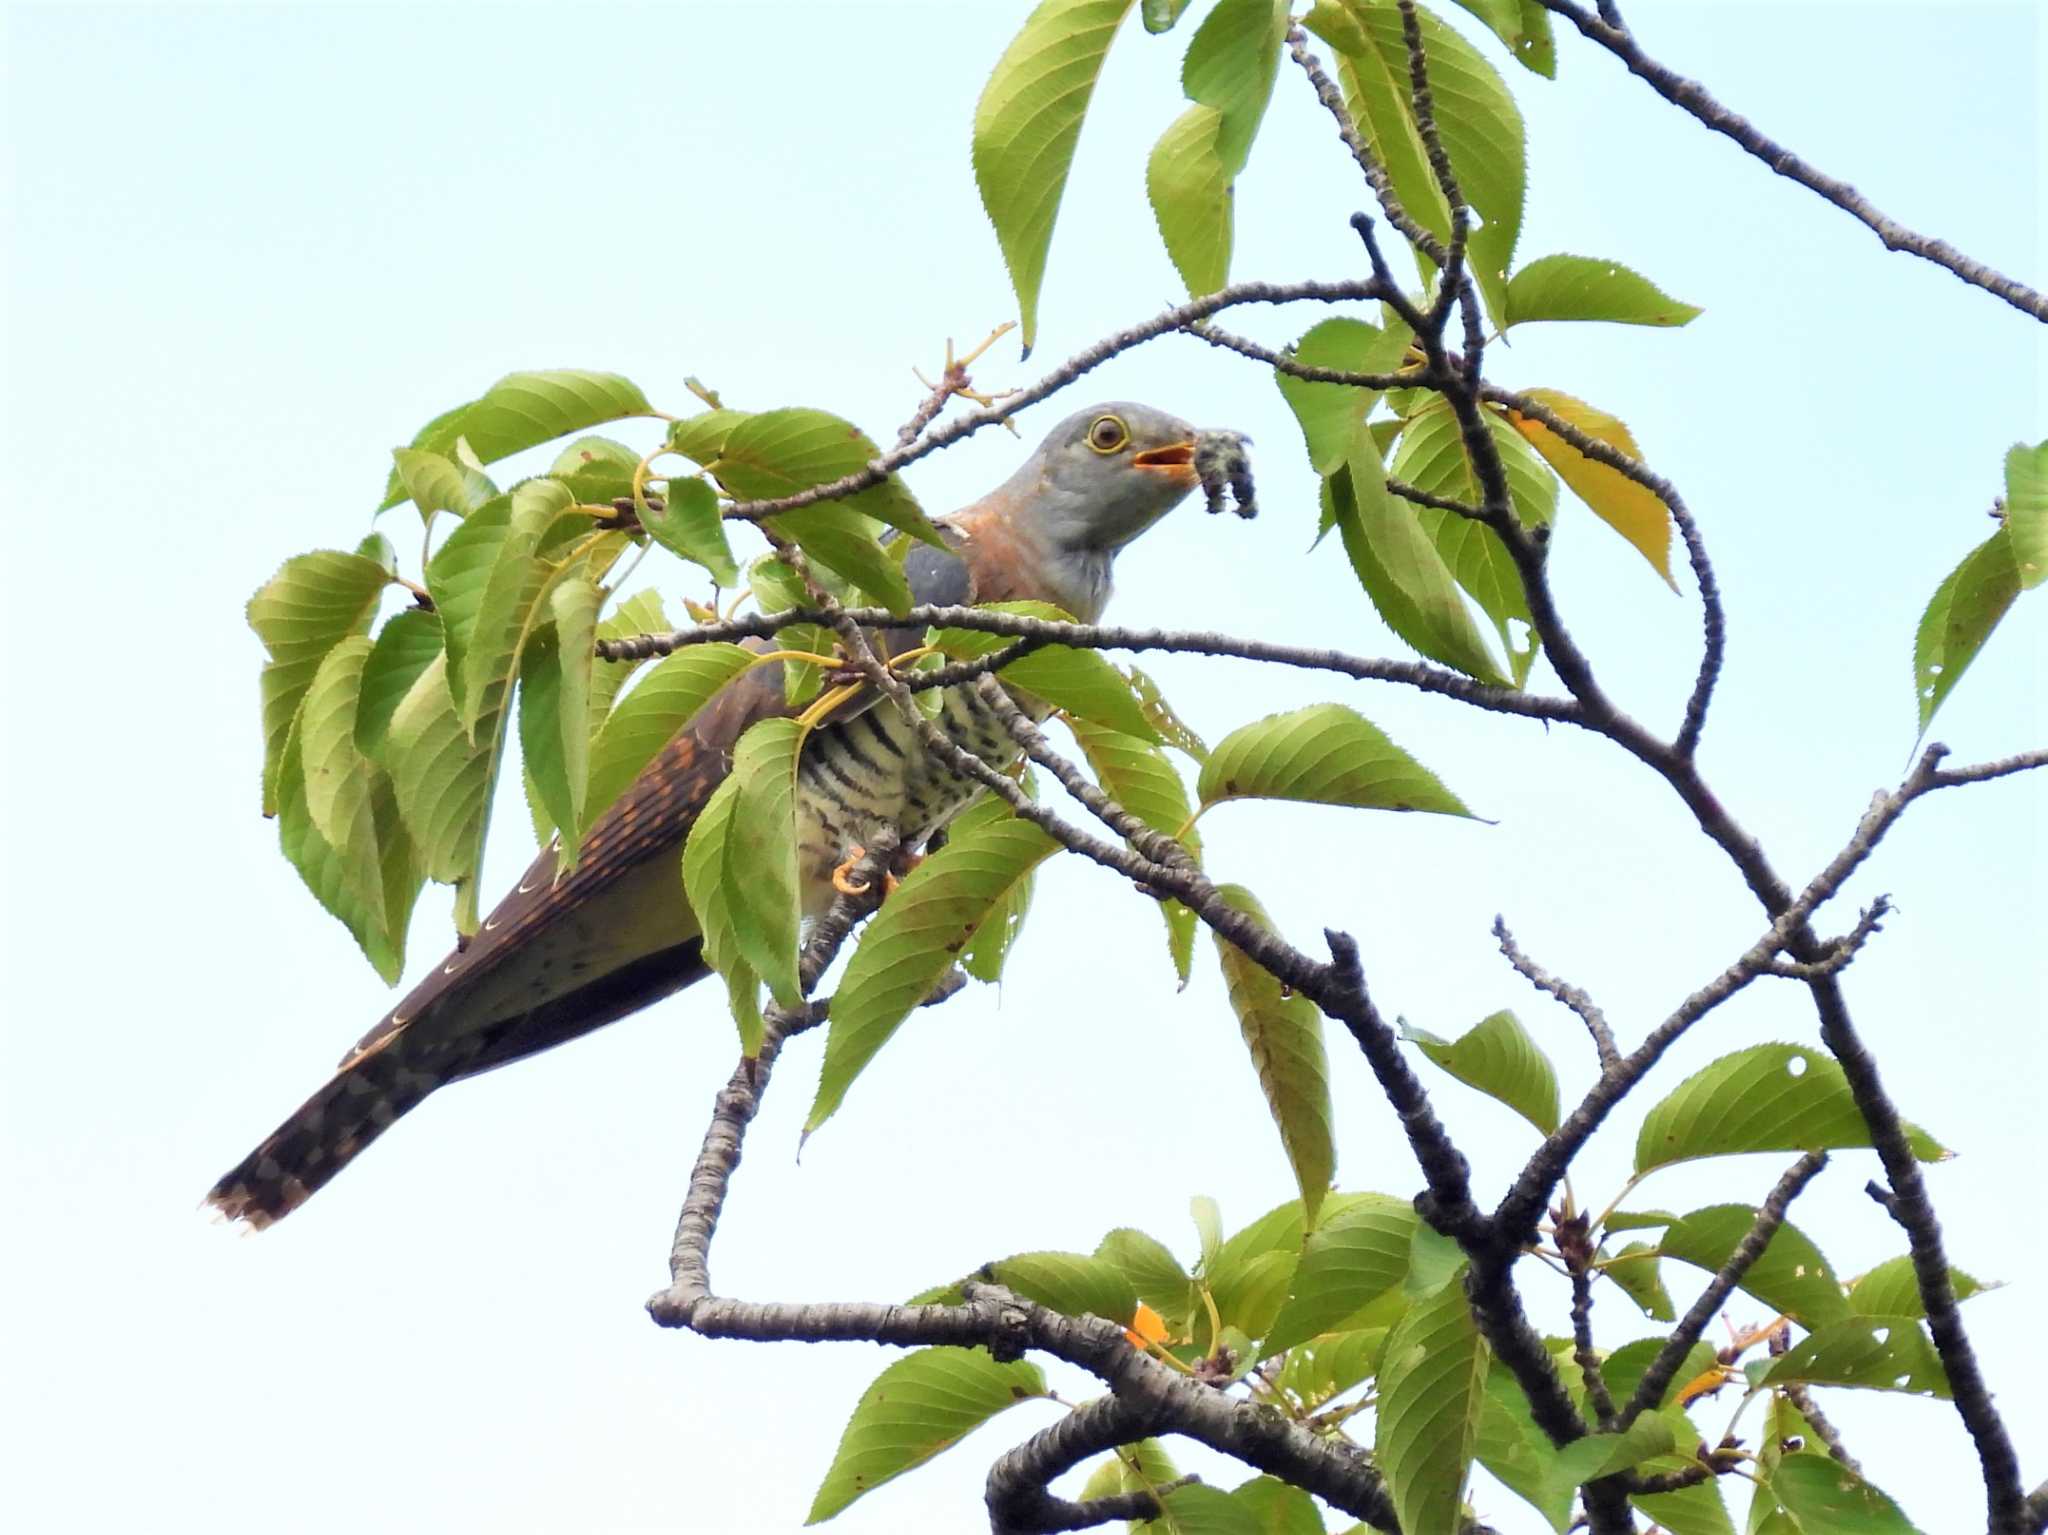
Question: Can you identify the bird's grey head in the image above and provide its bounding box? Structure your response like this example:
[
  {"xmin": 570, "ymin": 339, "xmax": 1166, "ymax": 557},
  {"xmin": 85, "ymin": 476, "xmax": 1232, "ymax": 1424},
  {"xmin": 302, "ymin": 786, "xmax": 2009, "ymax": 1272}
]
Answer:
[{"xmin": 999, "ymin": 402, "xmax": 1202, "ymax": 620}]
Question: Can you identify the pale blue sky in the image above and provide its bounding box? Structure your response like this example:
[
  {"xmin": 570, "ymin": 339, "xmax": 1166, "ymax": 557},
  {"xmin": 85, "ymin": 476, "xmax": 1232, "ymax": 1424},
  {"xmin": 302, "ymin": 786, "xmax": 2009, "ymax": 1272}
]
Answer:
[{"xmin": 3, "ymin": 3, "xmax": 2041, "ymax": 1532}]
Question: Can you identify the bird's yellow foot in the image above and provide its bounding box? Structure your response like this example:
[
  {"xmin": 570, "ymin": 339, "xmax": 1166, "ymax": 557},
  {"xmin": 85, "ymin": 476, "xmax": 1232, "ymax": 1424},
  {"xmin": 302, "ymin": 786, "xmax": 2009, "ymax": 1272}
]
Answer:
[{"xmin": 832, "ymin": 847, "xmax": 873, "ymax": 896}]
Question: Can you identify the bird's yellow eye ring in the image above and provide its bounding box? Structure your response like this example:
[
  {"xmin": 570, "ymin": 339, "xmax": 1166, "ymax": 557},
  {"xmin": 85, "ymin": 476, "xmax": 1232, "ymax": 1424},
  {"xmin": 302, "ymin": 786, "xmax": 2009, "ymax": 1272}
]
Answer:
[{"xmin": 1086, "ymin": 414, "xmax": 1130, "ymax": 454}]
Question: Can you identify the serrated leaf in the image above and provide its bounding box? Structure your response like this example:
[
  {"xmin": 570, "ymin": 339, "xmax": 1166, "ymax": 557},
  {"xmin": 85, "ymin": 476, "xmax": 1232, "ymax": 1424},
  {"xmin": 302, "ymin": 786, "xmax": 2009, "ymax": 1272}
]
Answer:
[
  {"xmin": 355, "ymin": 608, "xmax": 445, "ymax": 761},
  {"xmin": 1444, "ymin": 0, "xmax": 1555, "ymax": 77},
  {"xmin": 644, "ymin": 476, "xmax": 741, "ymax": 587},
  {"xmin": 973, "ymin": 0, "xmax": 1138, "ymax": 353},
  {"xmin": 1097, "ymin": 1228, "xmax": 1194, "ymax": 1329},
  {"xmin": 1551, "ymin": 1411, "xmax": 1679, "ymax": 1486},
  {"xmin": 1374, "ymin": 1277, "xmax": 1486, "ymax": 1535},
  {"xmin": 1660, "ymin": 1205, "xmax": 1849, "ymax": 1329},
  {"xmin": 1846, "ymin": 1255, "xmax": 1988, "ymax": 1320},
  {"xmin": 1913, "ymin": 525, "xmax": 2021, "ymax": 733},
  {"xmin": 934, "ymin": 602, "xmax": 1161, "ymax": 739},
  {"xmin": 518, "ymin": 576, "xmax": 602, "ymax": 866},
  {"xmin": 276, "ymin": 667, "xmax": 421, "ymax": 983},
  {"xmin": 1768, "ymin": 1453, "xmax": 1927, "ymax": 1533},
  {"xmin": 1632, "ymin": 1460, "xmax": 1736, "ymax": 1535},
  {"xmin": 249, "ymin": 549, "xmax": 393, "ymax": 815},
  {"xmin": 383, "ymin": 651, "xmax": 501, "ymax": 937},
  {"xmin": 1476, "ymin": 1371, "xmax": 1570, "ymax": 1531},
  {"xmin": 378, "ymin": 370, "xmax": 652, "ymax": 510},
  {"xmin": 1203, "ymin": 1248, "xmax": 1296, "ymax": 1349},
  {"xmin": 1147, "ymin": 1484, "xmax": 1264, "ymax": 1535},
  {"xmin": 1600, "ymin": 1241, "xmax": 1675, "ymax": 1321},
  {"xmin": 1327, "ymin": 442, "xmax": 1510, "ymax": 684},
  {"xmin": 808, "ymin": 817, "xmax": 1059, "ymax": 1132},
  {"xmin": 1198, "ymin": 702, "xmax": 1472, "ymax": 819},
  {"xmin": 1275, "ymin": 316, "xmax": 1414, "ymax": 476},
  {"xmin": 1600, "ymin": 1337, "xmax": 1716, "ymax": 1412},
  {"xmin": 1146, "ymin": 0, "xmax": 1288, "ymax": 297},
  {"xmin": 1604, "ymin": 1209, "xmax": 1678, "ymax": 1233},
  {"xmin": 447, "ymin": 478, "xmax": 581, "ymax": 733},
  {"xmin": 1508, "ymin": 387, "xmax": 1675, "ymax": 587},
  {"xmin": 1143, "ymin": 0, "xmax": 1195, "ymax": 31},
  {"xmin": 1263, "ymin": 1193, "xmax": 1416, "ymax": 1354},
  {"xmin": 1634, "ymin": 1044, "xmax": 1948, "ymax": 1176},
  {"xmin": 546, "ymin": 434, "xmax": 640, "ymax": 506},
  {"xmin": 987, "ymin": 1251, "xmax": 1138, "ymax": 1325},
  {"xmin": 1127, "ymin": 665, "xmax": 1209, "ymax": 761},
  {"xmin": 390, "ymin": 444, "xmax": 495, "ymax": 524},
  {"xmin": 680, "ymin": 770, "xmax": 765, "ymax": 1052},
  {"xmin": 584, "ymin": 643, "xmax": 758, "ymax": 833},
  {"xmin": 1211, "ymin": 886, "xmax": 1334, "ymax": 1224},
  {"xmin": 1405, "ymin": 1008, "xmax": 1558, "ymax": 1133},
  {"xmin": 1758, "ymin": 1319, "xmax": 1950, "ymax": 1398},
  {"xmin": 1277, "ymin": 1321, "xmax": 1394, "ymax": 1411},
  {"xmin": 1305, "ymin": 0, "xmax": 1525, "ymax": 327},
  {"xmin": 719, "ymin": 718, "xmax": 805, "ymax": 1010},
  {"xmin": 805, "ymin": 1347, "xmax": 1047, "ymax": 1523},
  {"xmin": 2005, "ymin": 439, "xmax": 2048, "ymax": 588},
  {"xmin": 299, "ymin": 635, "xmax": 378, "ymax": 853},
  {"xmin": 1192, "ymin": 1195, "xmax": 1225, "ymax": 1269},
  {"xmin": 1505, "ymin": 253, "xmax": 1701, "ymax": 328},
  {"xmin": 708, "ymin": 407, "xmax": 941, "ymax": 548},
  {"xmin": 1069, "ymin": 717, "xmax": 1199, "ymax": 851}
]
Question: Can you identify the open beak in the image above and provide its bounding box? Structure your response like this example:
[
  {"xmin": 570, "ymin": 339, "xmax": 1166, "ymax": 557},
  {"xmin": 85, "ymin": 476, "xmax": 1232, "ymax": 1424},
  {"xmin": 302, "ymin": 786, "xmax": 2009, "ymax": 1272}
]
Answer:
[{"xmin": 1133, "ymin": 440, "xmax": 1199, "ymax": 486}]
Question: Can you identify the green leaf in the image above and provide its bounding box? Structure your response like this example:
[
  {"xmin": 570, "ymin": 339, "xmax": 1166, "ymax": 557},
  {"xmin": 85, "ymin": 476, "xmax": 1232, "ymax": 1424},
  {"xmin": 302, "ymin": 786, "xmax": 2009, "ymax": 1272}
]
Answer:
[
  {"xmin": 1306, "ymin": 0, "xmax": 1526, "ymax": 327},
  {"xmin": 378, "ymin": 370, "xmax": 652, "ymax": 510},
  {"xmin": 275, "ymin": 711, "xmax": 420, "ymax": 985},
  {"xmin": 584, "ymin": 643, "xmax": 758, "ymax": 834},
  {"xmin": 721, "ymin": 718, "xmax": 805, "ymax": 1010},
  {"xmin": 1756, "ymin": 1318, "xmax": 1949, "ymax": 1398},
  {"xmin": 1475, "ymin": 1365, "xmax": 1573, "ymax": 1532},
  {"xmin": 298, "ymin": 634, "xmax": 378, "ymax": 853},
  {"xmin": 390, "ymin": 444, "xmax": 495, "ymax": 524},
  {"xmin": 1913, "ymin": 525, "xmax": 2021, "ymax": 733},
  {"xmin": 383, "ymin": 650, "xmax": 501, "ymax": 936},
  {"xmin": 1277, "ymin": 1321, "xmax": 1395, "ymax": 1411},
  {"xmin": 1631, "ymin": 1462, "xmax": 1736, "ymax": 1535},
  {"xmin": 1211, "ymin": 886, "xmax": 1335, "ymax": 1224},
  {"xmin": 1263, "ymin": 1193, "xmax": 1417, "ymax": 1354},
  {"xmin": 1404, "ymin": 1008, "xmax": 1559, "ymax": 1133},
  {"xmin": 1191, "ymin": 1195, "xmax": 1225, "ymax": 1269},
  {"xmin": 1505, "ymin": 253, "xmax": 1702, "ymax": 328},
  {"xmin": 708, "ymin": 407, "xmax": 941, "ymax": 548},
  {"xmin": 1327, "ymin": 440, "xmax": 1510, "ymax": 684},
  {"xmin": 1096, "ymin": 1227, "xmax": 1195, "ymax": 1328},
  {"xmin": 1508, "ymin": 388, "xmax": 1676, "ymax": 588},
  {"xmin": 1443, "ymin": 0, "xmax": 1555, "ymax": 77},
  {"xmin": 1599, "ymin": 1241, "xmax": 1675, "ymax": 1321},
  {"xmin": 973, "ymin": 0, "xmax": 1138, "ymax": 353},
  {"xmin": 355, "ymin": 609, "xmax": 445, "ymax": 761},
  {"xmin": 681, "ymin": 769, "xmax": 764, "ymax": 1052},
  {"xmin": 1847, "ymin": 1255, "xmax": 1988, "ymax": 1320},
  {"xmin": 1768, "ymin": 1453, "xmax": 1927, "ymax": 1534},
  {"xmin": 1274, "ymin": 316, "xmax": 1413, "ymax": 476},
  {"xmin": 1551, "ymin": 1411, "xmax": 1679, "ymax": 1486},
  {"xmin": 248, "ymin": 549, "xmax": 393, "ymax": 814},
  {"xmin": 2005, "ymin": 439, "xmax": 2048, "ymax": 588},
  {"xmin": 1069, "ymin": 718, "xmax": 1197, "ymax": 844},
  {"xmin": 809, "ymin": 816, "xmax": 1060, "ymax": 1132},
  {"xmin": 1634, "ymin": 1044, "xmax": 1949, "ymax": 1176},
  {"xmin": 1603, "ymin": 1209, "xmax": 1677, "ymax": 1233},
  {"xmin": 1660, "ymin": 1205, "xmax": 1850, "ymax": 1329},
  {"xmin": 1146, "ymin": 1484, "xmax": 1264, "ymax": 1535},
  {"xmin": 1374, "ymin": 1277, "xmax": 1486, "ymax": 1535},
  {"xmin": 546, "ymin": 434, "xmax": 640, "ymax": 505},
  {"xmin": 1204, "ymin": 1248, "xmax": 1297, "ymax": 1348},
  {"xmin": 645, "ymin": 477, "xmax": 740, "ymax": 587},
  {"xmin": 934, "ymin": 602, "xmax": 1161, "ymax": 739},
  {"xmin": 805, "ymin": 1347, "xmax": 1047, "ymax": 1523},
  {"xmin": 1143, "ymin": 0, "xmax": 1195, "ymax": 31},
  {"xmin": 986, "ymin": 1251, "xmax": 1137, "ymax": 1324},
  {"xmin": 667, "ymin": 407, "xmax": 753, "ymax": 465},
  {"xmin": 1600, "ymin": 1337, "xmax": 1716, "ymax": 1412},
  {"xmin": 1127, "ymin": 665, "xmax": 1210, "ymax": 760},
  {"xmin": 1198, "ymin": 702, "xmax": 1473, "ymax": 818},
  {"xmin": 1229, "ymin": 1476, "xmax": 1323, "ymax": 1535},
  {"xmin": 518, "ymin": 576, "xmax": 602, "ymax": 865},
  {"xmin": 1146, "ymin": 0, "xmax": 1289, "ymax": 296}
]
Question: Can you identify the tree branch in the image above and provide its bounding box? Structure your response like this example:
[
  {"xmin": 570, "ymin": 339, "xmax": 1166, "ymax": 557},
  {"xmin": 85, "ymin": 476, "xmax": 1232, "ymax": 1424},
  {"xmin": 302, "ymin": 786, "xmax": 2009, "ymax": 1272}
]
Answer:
[{"xmin": 1493, "ymin": 916, "xmax": 1620, "ymax": 1071}]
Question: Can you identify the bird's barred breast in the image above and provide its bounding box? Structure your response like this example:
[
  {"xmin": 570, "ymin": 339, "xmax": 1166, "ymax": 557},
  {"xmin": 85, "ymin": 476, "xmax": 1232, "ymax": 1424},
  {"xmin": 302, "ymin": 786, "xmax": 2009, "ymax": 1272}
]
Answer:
[{"xmin": 793, "ymin": 687, "xmax": 1019, "ymax": 909}]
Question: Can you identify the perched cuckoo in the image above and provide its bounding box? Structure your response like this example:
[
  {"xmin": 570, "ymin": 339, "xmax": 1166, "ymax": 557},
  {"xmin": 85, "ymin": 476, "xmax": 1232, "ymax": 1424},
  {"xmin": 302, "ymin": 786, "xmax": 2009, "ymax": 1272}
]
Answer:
[{"xmin": 206, "ymin": 403, "xmax": 1219, "ymax": 1228}]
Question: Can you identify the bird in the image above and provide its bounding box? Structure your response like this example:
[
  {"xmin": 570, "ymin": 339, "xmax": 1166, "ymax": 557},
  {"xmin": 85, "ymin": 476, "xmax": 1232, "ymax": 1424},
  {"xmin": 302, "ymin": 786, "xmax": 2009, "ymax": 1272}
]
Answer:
[{"xmin": 206, "ymin": 402, "xmax": 1211, "ymax": 1228}]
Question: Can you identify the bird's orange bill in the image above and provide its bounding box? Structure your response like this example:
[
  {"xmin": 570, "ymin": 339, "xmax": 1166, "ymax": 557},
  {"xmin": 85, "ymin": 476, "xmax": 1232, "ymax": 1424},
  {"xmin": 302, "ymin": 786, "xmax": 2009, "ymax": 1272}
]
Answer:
[{"xmin": 1133, "ymin": 441, "xmax": 1199, "ymax": 484}]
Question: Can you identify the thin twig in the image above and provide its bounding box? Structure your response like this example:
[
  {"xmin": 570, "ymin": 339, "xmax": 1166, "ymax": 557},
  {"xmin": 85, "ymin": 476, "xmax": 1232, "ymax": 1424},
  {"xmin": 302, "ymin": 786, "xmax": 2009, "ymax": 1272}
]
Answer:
[
  {"xmin": 1494, "ymin": 917, "xmax": 1620, "ymax": 1071},
  {"xmin": 1781, "ymin": 1382, "xmax": 1863, "ymax": 1477}
]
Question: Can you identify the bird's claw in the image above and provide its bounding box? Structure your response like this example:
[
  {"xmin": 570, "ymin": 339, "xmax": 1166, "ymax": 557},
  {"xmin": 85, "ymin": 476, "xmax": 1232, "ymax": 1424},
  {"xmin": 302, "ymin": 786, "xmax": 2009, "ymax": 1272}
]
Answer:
[{"xmin": 832, "ymin": 848, "xmax": 873, "ymax": 896}]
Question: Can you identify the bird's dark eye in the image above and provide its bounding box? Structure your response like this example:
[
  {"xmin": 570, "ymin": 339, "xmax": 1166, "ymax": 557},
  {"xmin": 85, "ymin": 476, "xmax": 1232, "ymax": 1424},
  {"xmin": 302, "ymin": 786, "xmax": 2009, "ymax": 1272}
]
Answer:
[{"xmin": 1086, "ymin": 414, "xmax": 1129, "ymax": 454}]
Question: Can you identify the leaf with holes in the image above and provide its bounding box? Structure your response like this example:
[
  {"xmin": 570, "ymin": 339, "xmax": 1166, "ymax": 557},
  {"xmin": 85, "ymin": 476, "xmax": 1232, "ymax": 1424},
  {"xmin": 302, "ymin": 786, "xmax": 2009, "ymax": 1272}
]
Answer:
[
  {"xmin": 249, "ymin": 548, "xmax": 393, "ymax": 814},
  {"xmin": 1913, "ymin": 524, "xmax": 2022, "ymax": 733},
  {"xmin": 806, "ymin": 1347, "xmax": 1048, "ymax": 1523},
  {"xmin": 377, "ymin": 370, "xmax": 652, "ymax": 509},
  {"xmin": 1768, "ymin": 1453, "xmax": 1927, "ymax": 1533},
  {"xmin": 1198, "ymin": 702, "xmax": 1472, "ymax": 819},
  {"xmin": 1211, "ymin": 886, "xmax": 1335, "ymax": 1225},
  {"xmin": 1444, "ymin": 0, "xmax": 1554, "ymax": 76},
  {"xmin": 809, "ymin": 818, "xmax": 1060, "ymax": 1133},
  {"xmin": 1660, "ymin": 1204, "xmax": 1849, "ymax": 1329},
  {"xmin": 1275, "ymin": 316, "xmax": 1414, "ymax": 476},
  {"xmin": 1327, "ymin": 442, "xmax": 1510, "ymax": 685},
  {"xmin": 1635, "ymin": 1044, "xmax": 1948, "ymax": 1176},
  {"xmin": 1263, "ymin": 1193, "xmax": 1417, "ymax": 1354},
  {"xmin": 973, "ymin": 0, "xmax": 1138, "ymax": 352},
  {"xmin": 1404, "ymin": 1009, "xmax": 1558, "ymax": 1133},
  {"xmin": 1510, "ymin": 388, "xmax": 1676, "ymax": 587},
  {"xmin": 1374, "ymin": 1277, "xmax": 1486, "ymax": 1535},
  {"xmin": 1756, "ymin": 1318, "xmax": 1950, "ymax": 1398},
  {"xmin": 1601, "ymin": 1242, "xmax": 1675, "ymax": 1321},
  {"xmin": 1505, "ymin": 253, "xmax": 1701, "ymax": 328}
]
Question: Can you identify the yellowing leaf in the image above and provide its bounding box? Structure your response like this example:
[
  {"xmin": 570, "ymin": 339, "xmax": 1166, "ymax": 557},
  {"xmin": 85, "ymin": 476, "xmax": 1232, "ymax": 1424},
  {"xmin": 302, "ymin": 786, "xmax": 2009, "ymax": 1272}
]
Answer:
[{"xmin": 1510, "ymin": 388, "xmax": 1676, "ymax": 587}]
